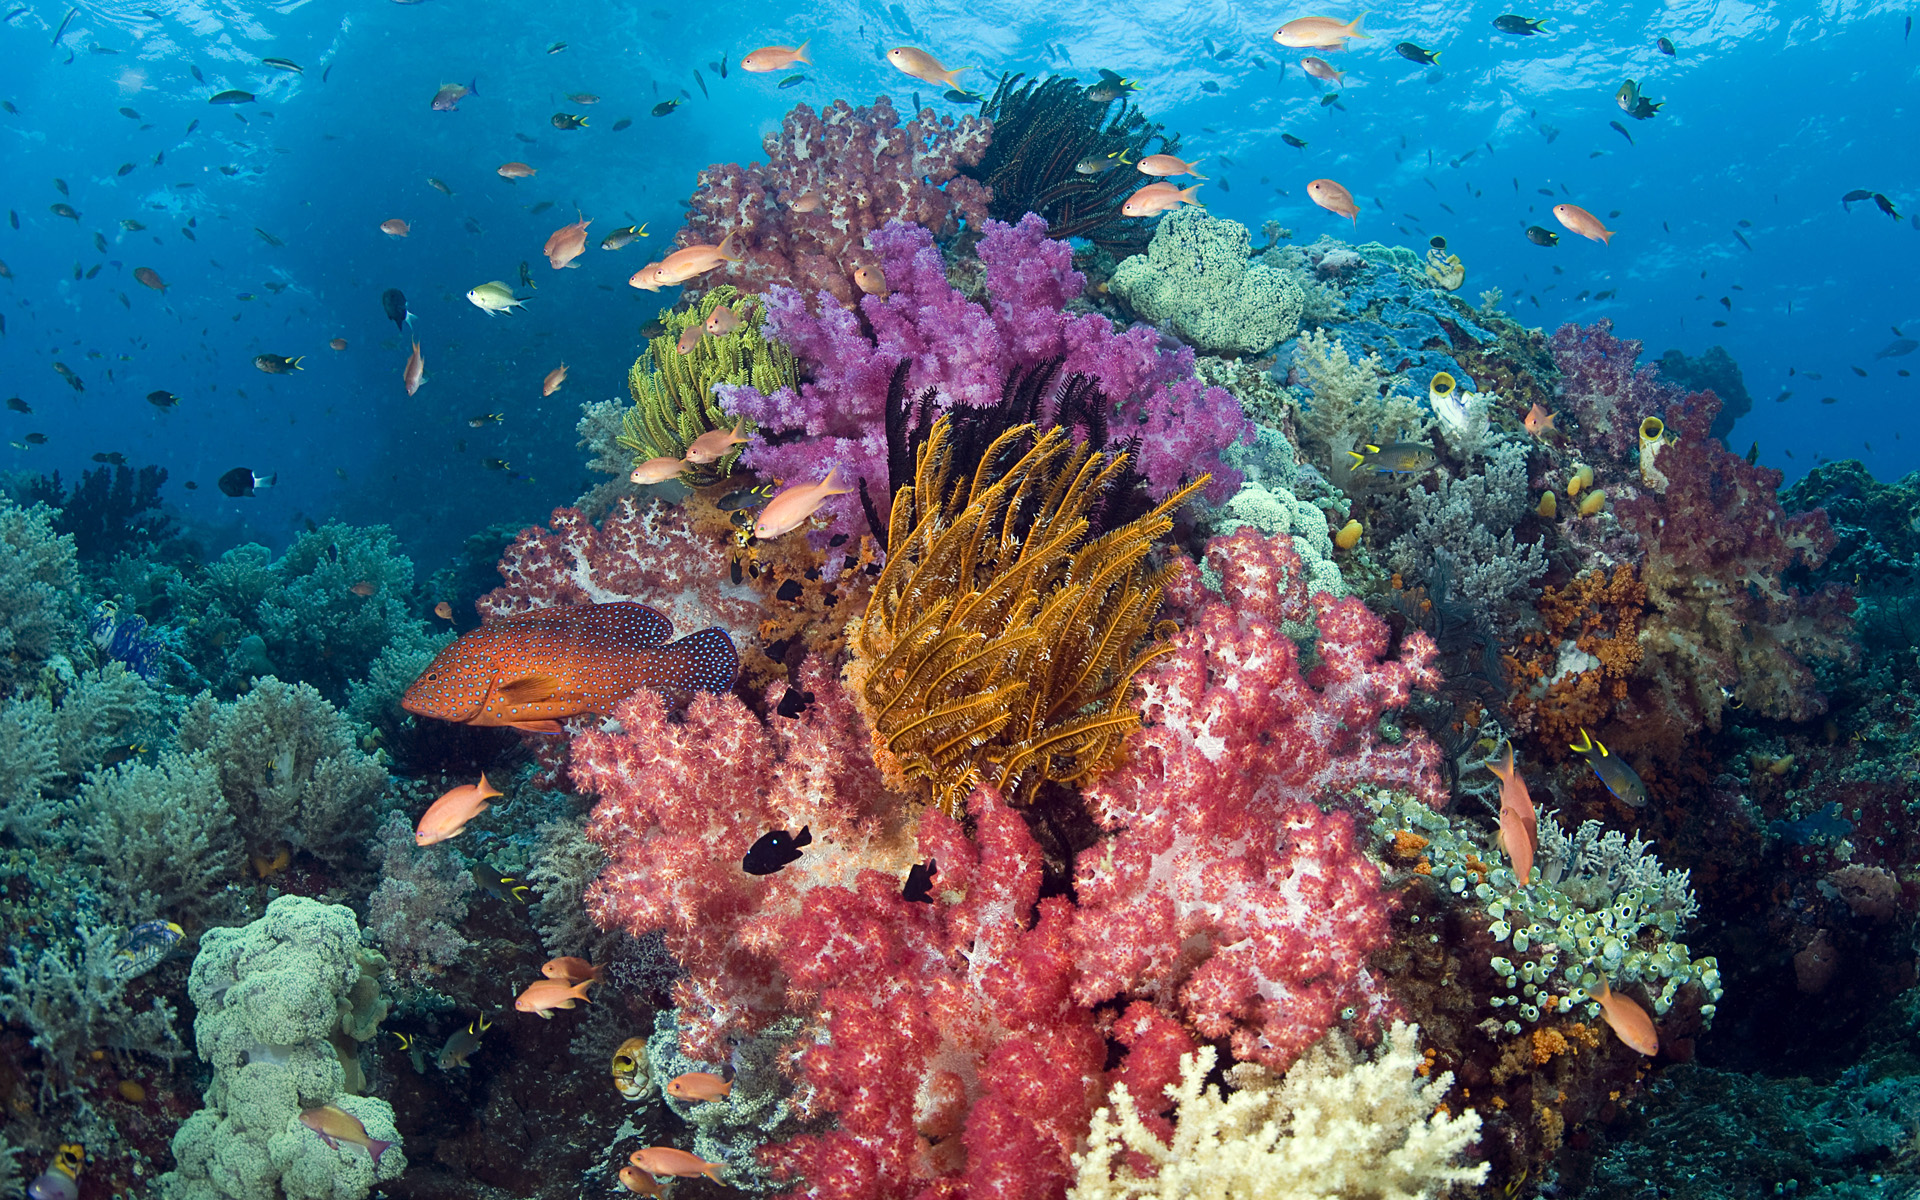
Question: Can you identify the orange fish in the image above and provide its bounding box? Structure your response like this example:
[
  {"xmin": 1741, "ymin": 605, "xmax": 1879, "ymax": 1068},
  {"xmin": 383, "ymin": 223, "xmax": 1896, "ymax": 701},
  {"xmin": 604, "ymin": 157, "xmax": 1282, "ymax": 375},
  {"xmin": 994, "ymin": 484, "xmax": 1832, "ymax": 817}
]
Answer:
[
  {"xmin": 788, "ymin": 190, "xmax": 824, "ymax": 213},
  {"xmin": 676, "ymin": 324, "xmax": 705, "ymax": 354},
  {"xmin": 415, "ymin": 773, "xmax": 502, "ymax": 846},
  {"xmin": 400, "ymin": 601, "xmax": 739, "ymax": 733},
  {"xmin": 886, "ymin": 46, "xmax": 967, "ymax": 89},
  {"xmin": 1487, "ymin": 743, "xmax": 1537, "ymax": 886},
  {"xmin": 514, "ymin": 976, "xmax": 594, "ymax": 1018},
  {"xmin": 546, "ymin": 215, "xmax": 592, "ymax": 268},
  {"xmin": 1273, "ymin": 14, "xmax": 1370, "ymax": 48},
  {"xmin": 684, "ymin": 417, "xmax": 750, "ymax": 465},
  {"xmin": 380, "ymin": 218, "xmax": 410, "ymax": 237},
  {"xmin": 497, "ymin": 161, "xmax": 536, "ymax": 180},
  {"xmin": 543, "ymin": 362, "xmax": 568, "ymax": 396},
  {"xmin": 1307, "ymin": 178, "xmax": 1359, "ymax": 222},
  {"xmin": 705, "ymin": 305, "xmax": 741, "ymax": 336},
  {"xmin": 1553, "ymin": 203, "xmax": 1614, "ymax": 244},
  {"xmin": 629, "ymin": 1147, "xmax": 725, "ymax": 1182},
  {"xmin": 753, "ymin": 467, "xmax": 853, "ymax": 539},
  {"xmin": 852, "ymin": 265, "xmax": 888, "ymax": 297},
  {"xmin": 645, "ymin": 231, "xmax": 743, "ymax": 288},
  {"xmin": 133, "ymin": 267, "xmax": 167, "ymax": 292},
  {"xmin": 617, "ymin": 1167, "xmax": 664, "ymax": 1196},
  {"xmin": 1592, "ymin": 980, "xmax": 1658, "ymax": 1055},
  {"xmin": 330, "ymin": 337, "xmax": 349, "ymax": 351},
  {"xmin": 1120, "ymin": 182, "xmax": 1203, "ymax": 217},
  {"xmin": 1524, "ymin": 403, "xmax": 1556, "ymax": 437},
  {"xmin": 541, "ymin": 956, "xmax": 602, "ymax": 984},
  {"xmin": 1300, "ymin": 55, "xmax": 1346, "ymax": 84},
  {"xmin": 629, "ymin": 456, "xmax": 686, "ymax": 485},
  {"xmin": 404, "ymin": 340, "xmax": 425, "ymax": 395},
  {"xmin": 350, "ymin": 581, "xmax": 377, "ymax": 597},
  {"xmin": 434, "ymin": 601, "xmax": 453, "ymax": 620},
  {"xmin": 298, "ymin": 1106, "xmax": 394, "ymax": 1166},
  {"xmin": 1136, "ymin": 153, "xmax": 1207, "ymax": 179},
  {"xmin": 742, "ymin": 40, "xmax": 812, "ymax": 72},
  {"xmin": 665, "ymin": 1072, "xmax": 731, "ymax": 1102}
]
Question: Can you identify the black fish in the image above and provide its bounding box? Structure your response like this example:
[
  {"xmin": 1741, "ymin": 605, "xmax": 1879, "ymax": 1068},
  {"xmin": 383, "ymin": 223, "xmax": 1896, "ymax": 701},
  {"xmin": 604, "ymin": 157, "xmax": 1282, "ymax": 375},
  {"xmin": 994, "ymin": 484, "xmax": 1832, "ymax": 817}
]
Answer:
[
  {"xmin": 1874, "ymin": 338, "xmax": 1917, "ymax": 358},
  {"xmin": 903, "ymin": 859, "xmax": 938, "ymax": 903},
  {"xmin": 190, "ymin": 63, "xmax": 204, "ymax": 82},
  {"xmin": 1395, "ymin": 41, "xmax": 1440, "ymax": 64},
  {"xmin": 116, "ymin": 161, "xmax": 134, "ymax": 176},
  {"xmin": 652, "ymin": 98, "xmax": 681, "ymax": 115},
  {"xmin": 1873, "ymin": 193, "xmax": 1900, "ymax": 219},
  {"xmin": 1774, "ymin": 391, "xmax": 1791, "ymax": 403},
  {"xmin": 5, "ymin": 397, "xmax": 29, "ymax": 412},
  {"xmin": 612, "ymin": 117, "xmax": 632, "ymax": 131},
  {"xmin": 1734, "ymin": 229, "xmax": 1752, "ymax": 250},
  {"xmin": 118, "ymin": 105, "xmax": 140, "ymax": 118},
  {"xmin": 218, "ymin": 467, "xmax": 274, "ymax": 497},
  {"xmin": 719, "ymin": 51, "xmax": 727, "ymax": 79},
  {"xmin": 1657, "ymin": 36, "xmax": 1676, "ymax": 55},
  {"xmin": 774, "ymin": 686, "xmax": 814, "ymax": 718},
  {"xmin": 694, "ymin": 68, "xmax": 707, "ymax": 98},
  {"xmin": 778, "ymin": 74, "xmax": 806, "ymax": 89},
  {"xmin": 1494, "ymin": 14, "xmax": 1547, "ymax": 34},
  {"xmin": 1609, "ymin": 120, "xmax": 1632, "ymax": 144},
  {"xmin": 742, "ymin": 825, "xmax": 811, "ymax": 876},
  {"xmin": 147, "ymin": 389, "xmax": 178, "ymax": 407},
  {"xmin": 1319, "ymin": 92, "xmax": 1338, "ymax": 106},
  {"xmin": 381, "ymin": 287, "xmax": 411, "ymax": 331},
  {"xmin": 1852, "ymin": 365, "xmax": 1868, "ymax": 376},
  {"xmin": 1525, "ymin": 225, "xmax": 1559, "ymax": 246},
  {"xmin": 1200, "ymin": 80, "xmax": 1219, "ymax": 93},
  {"xmin": 1281, "ymin": 133, "xmax": 1307, "ymax": 149},
  {"xmin": 92, "ymin": 451, "xmax": 127, "ymax": 465},
  {"xmin": 255, "ymin": 227, "xmax": 283, "ymax": 246},
  {"xmin": 1746, "ymin": 442, "xmax": 1759, "ymax": 464}
]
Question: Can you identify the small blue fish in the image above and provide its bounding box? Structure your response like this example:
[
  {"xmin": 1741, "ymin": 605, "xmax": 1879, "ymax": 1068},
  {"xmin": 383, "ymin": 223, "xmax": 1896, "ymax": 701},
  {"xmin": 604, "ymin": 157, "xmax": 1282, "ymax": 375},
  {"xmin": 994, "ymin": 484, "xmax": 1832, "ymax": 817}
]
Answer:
[{"xmin": 110, "ymin": 920, "xmax": 183, "ymax": 979}]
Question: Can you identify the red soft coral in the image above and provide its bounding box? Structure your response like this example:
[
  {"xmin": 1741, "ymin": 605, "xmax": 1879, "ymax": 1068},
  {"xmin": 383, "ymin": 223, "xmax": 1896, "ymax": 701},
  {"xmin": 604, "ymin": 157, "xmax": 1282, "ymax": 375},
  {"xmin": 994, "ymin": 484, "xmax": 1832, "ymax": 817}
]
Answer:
[
  {"xmin": 1071, "ymin": 529, "xmax": 1445, "ymax": 1070},
  {"xmin": 765, "ymin": 787, "xmax": 1107, "ymax": 1200},
  {"xmin": 573, "ymin": 657, "xmax": 914, "ymax": 1059}
]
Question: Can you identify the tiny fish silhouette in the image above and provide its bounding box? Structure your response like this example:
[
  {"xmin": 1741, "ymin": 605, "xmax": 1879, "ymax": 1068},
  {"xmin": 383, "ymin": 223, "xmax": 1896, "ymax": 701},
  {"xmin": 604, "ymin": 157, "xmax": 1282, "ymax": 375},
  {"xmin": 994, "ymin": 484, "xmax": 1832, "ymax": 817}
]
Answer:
[{"xmin": 402, "ymin": 601, "xmax": 737, "ymax": 732}]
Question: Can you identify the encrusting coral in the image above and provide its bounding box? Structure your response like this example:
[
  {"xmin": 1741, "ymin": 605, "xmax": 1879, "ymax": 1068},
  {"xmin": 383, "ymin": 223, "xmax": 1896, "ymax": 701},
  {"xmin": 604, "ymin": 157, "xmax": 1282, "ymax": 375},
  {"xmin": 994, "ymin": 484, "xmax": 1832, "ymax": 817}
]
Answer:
[
  {"xmin": 1069, "ymin": 1024, "xmax": 1488, "ymax": 1200},
  {"xmin": 845, "ymin": 417, "xmax": 1207, "ymax": 812},
  {"xmin": 616, "ymin": 284, "xmax": 797, "ymax": 472},
  {"xmin": 1109, "ymin": 207, "xmax": 1306, "ymax": 355}
]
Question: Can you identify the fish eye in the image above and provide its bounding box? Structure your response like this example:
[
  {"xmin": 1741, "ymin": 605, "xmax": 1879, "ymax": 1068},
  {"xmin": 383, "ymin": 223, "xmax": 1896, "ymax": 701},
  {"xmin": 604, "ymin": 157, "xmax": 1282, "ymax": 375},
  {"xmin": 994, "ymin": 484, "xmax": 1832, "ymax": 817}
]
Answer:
[{"xmin": 425, "ymin": 672, "xmax": 438, "ymax": 681}]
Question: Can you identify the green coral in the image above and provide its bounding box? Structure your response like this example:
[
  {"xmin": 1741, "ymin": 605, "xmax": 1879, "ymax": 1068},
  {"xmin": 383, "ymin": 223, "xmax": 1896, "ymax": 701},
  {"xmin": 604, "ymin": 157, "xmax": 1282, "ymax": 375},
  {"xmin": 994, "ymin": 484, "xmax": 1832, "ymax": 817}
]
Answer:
[
  {"xmin": 617, "ymin": 285, "xmax": 796, "ymax": 470},
  {"xmin": 0, "ymin": 497, "xmax": 83, "ymax": 689},
  {"xmin": 160, "ymin": 896, "xmax": 401, "ymax": 1200},
  {"xmin": 1109, "ymin": 208, "xmax": 1305, "ymax": 355},
  {"xmin": 1214, "ymin": 480, "xmax": 1350, "ymax": 602},
  {"xmin": 72, "ymin": 751, "xmax": 245, "ymax": 926}
]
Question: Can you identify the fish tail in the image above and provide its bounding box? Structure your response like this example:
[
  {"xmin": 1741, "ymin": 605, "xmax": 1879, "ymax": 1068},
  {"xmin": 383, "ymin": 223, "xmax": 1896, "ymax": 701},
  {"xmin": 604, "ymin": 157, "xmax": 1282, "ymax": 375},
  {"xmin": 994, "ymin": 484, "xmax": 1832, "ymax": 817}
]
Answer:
[
  {"xmin": 258, "ymin": 473, "xmax": 277, "ymax": 488},
  {"xmin": 1188, "ymin": 159, "xmax": 1208, "ymax": 180},
  {"xmin": 1179, "ymin": 184, "xmax": 1205, "ymax": 206},
  {"xmin": 793, "ymin": 38, "xmax": 811, "ymax": 66},
  {"xmin": 668, "ymin": 627, "xmax": 740, "ymax": 695},
  {"xmin": 820, "ymin": 465, "xmax": 853, "ymax": 496},
  {"xmin": 1569, "ymin": 727, "xmax": 1594, "ymax": 753},
  {"xmin": 702, "ymin": 1165, "xmax": 726, "ymax": 1183},
  {"xmin": 1348, "ymin": 11, "xmax": 1370, "ymax": 37},
  {"xmin": 468, "ymin": 76, "xmax": 478, "ymax": 96},
  {"xmin": 367, "ymin": 1137, "xmax": 395, "ymax": 1167},
  {"xmin": 1487, "ymin": 742, "xmax": 1515, "ymax": 781},
  {"xmin": 717, "ymin": 229, "xmax": 743, "ymax": 262},
  {"xmin": 291, "ymin": 357, "xmax": 304, "ymax": 369}
]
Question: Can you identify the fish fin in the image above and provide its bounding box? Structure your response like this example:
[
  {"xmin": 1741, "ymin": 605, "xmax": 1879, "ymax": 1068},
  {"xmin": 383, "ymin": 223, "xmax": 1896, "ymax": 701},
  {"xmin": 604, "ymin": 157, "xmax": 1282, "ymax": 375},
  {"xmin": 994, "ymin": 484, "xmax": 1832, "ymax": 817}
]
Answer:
[
  {"xmin": 819, "ymin": 465, "xmax": 853, "ymax": 496},
  {"xmin": 1569, "ymin": 727, "xmax": 1594, "ymax": 753},
  {"xmin": 793, "ymin": 38, "xmax": 811, "ymax": 66},
  {"xmin": 1180, "ymin": 184, "xmax": 1205, "ymax": 205},
  {"xmin": 703, "ymin": 1165, "xmax": 726, "ymax": 1183},
  {"xmin": 1348, "ymin": 11, "xmax": 1370, "ymax": 37},
  {"xmin": 497, "ymin": 673, "xmax": 568, "ymax": 704},
  {"xmin": 367, "ymin": 1137, "xmax": 394, "ymax": 1167},
  {"xmin": 1595, "ymin": 738, "xmax": 1611, "ymax": 758},
  {"xmin": 506, "ymin": 720, "xmax": 565, "ymax": 734},
  {"xmin": 716, "ymin": 229, "xmax": 743, "ymax": 262},
  {"xmin": 1488, "ymin": 743, "xmax": 1514, "ymax": 781},
  {"xmin": 476, "ymin": 771, "xmax": 504, "ymax": 801},
  {"xmin": 666, "ymin": 627, "xmax": 740, "ymax": 695},
  {"xmin": 794, "ymin": 825, "xmax": 813, "ymax": 848}
]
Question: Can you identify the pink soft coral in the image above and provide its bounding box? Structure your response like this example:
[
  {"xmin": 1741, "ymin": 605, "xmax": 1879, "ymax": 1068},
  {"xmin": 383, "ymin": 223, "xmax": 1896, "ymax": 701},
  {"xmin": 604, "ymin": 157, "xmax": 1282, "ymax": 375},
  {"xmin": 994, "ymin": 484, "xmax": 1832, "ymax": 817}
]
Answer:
[
  {"xmin": 765, "ymin": 785, "xmax": 1108, "ymax": 1200},
  {"xmin": 1072, "ymin": 529, "xmax": 1446, "ymax": 1070}
]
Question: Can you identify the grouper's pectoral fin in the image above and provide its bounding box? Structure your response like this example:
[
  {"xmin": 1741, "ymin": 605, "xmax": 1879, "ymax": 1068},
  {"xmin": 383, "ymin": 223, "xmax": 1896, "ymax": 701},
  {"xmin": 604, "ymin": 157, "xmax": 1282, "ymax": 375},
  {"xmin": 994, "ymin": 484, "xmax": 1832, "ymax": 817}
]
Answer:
[
  {"xmin": 496, "ymin": 673, "xmax": 577, "ymax": 705},
  {"xmin": 506, "ymin": 719, "xmax": 565, "ymax": 734}
]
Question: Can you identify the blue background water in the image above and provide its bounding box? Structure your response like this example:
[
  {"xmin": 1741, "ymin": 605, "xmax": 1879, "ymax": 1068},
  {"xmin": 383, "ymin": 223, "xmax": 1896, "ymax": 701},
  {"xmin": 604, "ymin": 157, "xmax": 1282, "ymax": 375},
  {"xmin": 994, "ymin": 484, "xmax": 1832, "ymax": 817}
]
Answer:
[{"xmin": 2, "ymin": 0, "xmax": 1914, "ymax": 569}]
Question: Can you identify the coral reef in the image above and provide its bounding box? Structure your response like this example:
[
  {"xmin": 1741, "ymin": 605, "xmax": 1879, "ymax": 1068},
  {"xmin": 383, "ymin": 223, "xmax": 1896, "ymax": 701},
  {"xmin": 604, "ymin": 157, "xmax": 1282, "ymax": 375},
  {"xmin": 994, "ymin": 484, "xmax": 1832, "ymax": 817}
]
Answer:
[
  {"xmin": 959, "ymin": 73, "xmax": 1175, "ymax": 256},
  {"xmin": 1655, "ymin": 344, "xmax": 1751, "ymax": 439},
  {"xmin": 616, "ymin": 285, "xmax": 797, "ymax": 471},
  {"xmin": 23, "ymin": 463, "xmax": 176, "ymax": 564},
  {"xmin": 1387, "ymin": 439, "xmax": 1549, "ymax": 627},
  {"xmin": 674, "ymin": 96, "xmax": 990, "ymax": 307},
  {"xmin": 0, "ymin": 497, "xmax": 83, "ymax": 689},
  {"xmin": 160, "ymin": 896, "xmax": 400, "ymax": 1200},
  {"xmin": 365, "ymin": 811, "xmax": 473, "ymax": 991},
  {"xmin": 71, "ymin": 752, "xmax": 245, "ymax": 926},
  {"xmin": 1069, "ymin": 1025, "xmax": 1488, "ymax": 1200},
  {"xmin": 721, "ymin": 215, "xmax": 1251, "ymax": 540},
  {"xmin": 845, "ymin": 418, "xmax": 1205, "ymax": 811},
  {"xmin": 1781, "ymin": 460, "xmax": 1920, "ymax": 590},
  {"xmin": 1289, "ymin": 328, "xmax": 1429, "ymax": 472},
  {"xmin": 1548, "ymin": 319, "xmax": 1677, "ymax": 461},
  {"xmin": 1109, "ymin": 208, "xmax": 1305, "ymax": 355}
]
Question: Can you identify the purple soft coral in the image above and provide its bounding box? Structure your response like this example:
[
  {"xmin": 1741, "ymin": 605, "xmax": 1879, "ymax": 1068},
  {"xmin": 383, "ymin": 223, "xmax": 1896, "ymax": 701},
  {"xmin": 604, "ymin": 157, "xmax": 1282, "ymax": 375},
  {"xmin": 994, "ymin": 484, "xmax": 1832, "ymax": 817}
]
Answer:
[{"xmin": 720, "ymin": 214, "xmax": 1252, "ymax": 545}]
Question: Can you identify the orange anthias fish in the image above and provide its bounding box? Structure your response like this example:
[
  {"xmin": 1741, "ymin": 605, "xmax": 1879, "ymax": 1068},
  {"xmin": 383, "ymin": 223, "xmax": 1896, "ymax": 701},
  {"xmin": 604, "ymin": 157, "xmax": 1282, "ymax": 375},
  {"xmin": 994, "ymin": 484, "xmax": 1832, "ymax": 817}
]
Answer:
[
  {"xmin": 545, "ymin": 215, "xmax": 592, "ymax": 268},
  {"xmin": 415, "ymin": 773, "xmax": 503, "ymax": 846},
  {"xmin": 404, "ymin": 340, "xmax": 425, "ymax": 395},
  {"xmin": 1592, "ymin": 980, "xmax": 1659, "ymax": 1055},
  {"xmin": 618, "ymin": 1167, "xmax": 665, "ymax": 1196},
  {"xmin": 542, "ymin": 362, "xmax": 568, "ymax": 395},
  {"xmin": 1307, "ymin": 178, "xmax": 1359, "ymax": 222},
  {"xmin": 1487, "ymin": 743, "xmax": 1537, "ymax": 886},
  {"xmin": 665, "ymin": 1072, "xmax": 731, "ymax": 1102},
  {"xmin": 741, "ymin": 40, "xmax": 811, "ymax": 72},
  {"xmin": 638, "ymin": 231, "xmax": 743, "ymax": 289},
  {"xmin": 400, "ymin": 601, "xmax": 739, "ymax": 733},
  {"xmin": 541, "ymin": 956, "xmax": 601, "ymax": 984},
  {"xmin": 886, "ymin": 46, "xmax": 967, "ymax": 89},
  {"xmin": 1553, "ymin": 203, "xmax": 1614, "ymax": 244},
  {"xmin": 852, "ymin": 265, "xmax": 888, "ymax": 297},
  {"xmin": 629, "ymin": 456, "xmax": 686, "ymax": 485},
  {"xmin": 1300, "ymin": 55, "xmax": 1346, "ymax": 84},
  {"xmin": 1524, "ymin": 403, "xmax": 1557, "ymax": 437},
  {"xmin": 298, "ymin": 1105, "xmax": 395, "ymax": 1166},
  {"xmin": 704, "ymin": 305, "xmax": 741, "ymax": 336},
  {"xmin": 1273, "ymin": 14, "xmax": 1370, "ymax": 48},
  {"xmin": 514, "ymin": 976, "xmax": 594, "ymax": 1017},
  {"xmin": 1136, "ymin": 153, "xmax": 1207, "ymax": 179},
  {"xmin": 754, "ymin": 467, "xmax": 853, "ymax": 539},
  {"xmin": 684, "ymin": 417, "xmax": 750, "ymax": 465},
  {"xmin": 630, "ymin": 1147, "xmax": 725, "ymax": 1182},
  {"xmin": 1120, "ymin": 182, "xmax": 1204, "ymax": 218}
]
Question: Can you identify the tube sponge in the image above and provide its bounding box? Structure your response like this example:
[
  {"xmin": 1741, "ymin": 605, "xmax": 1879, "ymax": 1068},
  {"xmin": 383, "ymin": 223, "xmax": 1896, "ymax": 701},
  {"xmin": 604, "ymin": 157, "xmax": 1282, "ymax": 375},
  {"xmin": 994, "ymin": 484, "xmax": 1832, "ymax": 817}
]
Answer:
[{"xmin": 1109, "ymin": 208, "xmax": 1305, "ymax": 354}]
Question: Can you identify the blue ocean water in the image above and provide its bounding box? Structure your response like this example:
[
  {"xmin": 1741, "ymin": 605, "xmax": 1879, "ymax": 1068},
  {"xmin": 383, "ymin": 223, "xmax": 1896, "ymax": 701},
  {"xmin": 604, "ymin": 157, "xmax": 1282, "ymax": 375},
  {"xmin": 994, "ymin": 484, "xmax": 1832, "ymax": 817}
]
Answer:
[{"xmin": 2, "ymin": 1, "xmax": 1914, "ymax": 565}]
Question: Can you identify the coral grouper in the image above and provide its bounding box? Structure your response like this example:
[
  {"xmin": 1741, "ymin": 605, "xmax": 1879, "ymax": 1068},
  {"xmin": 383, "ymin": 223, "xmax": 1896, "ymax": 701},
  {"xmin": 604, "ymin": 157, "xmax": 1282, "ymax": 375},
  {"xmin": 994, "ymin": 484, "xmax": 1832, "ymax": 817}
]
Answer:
[{"xmin": 401, "ymin": 601, "xmax": 737, "ymax": 732}]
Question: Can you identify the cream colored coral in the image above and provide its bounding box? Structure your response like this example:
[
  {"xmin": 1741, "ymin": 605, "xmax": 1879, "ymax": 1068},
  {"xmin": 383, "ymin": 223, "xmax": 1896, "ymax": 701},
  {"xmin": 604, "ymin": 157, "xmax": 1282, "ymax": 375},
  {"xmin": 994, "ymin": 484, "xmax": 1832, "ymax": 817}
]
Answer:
[
  {"xmin": 1069, "ymin": 1022, "xmax": 1487, "ymax": 1200},
  {"xmin": 1292, "ymin": 329, "xmax": 1430, "ymax": 464}
]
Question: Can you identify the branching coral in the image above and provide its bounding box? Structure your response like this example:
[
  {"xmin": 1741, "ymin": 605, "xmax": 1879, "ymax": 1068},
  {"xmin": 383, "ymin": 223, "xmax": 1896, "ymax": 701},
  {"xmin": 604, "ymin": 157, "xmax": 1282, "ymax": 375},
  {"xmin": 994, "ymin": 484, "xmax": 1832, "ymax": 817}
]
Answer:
[
  {"xmin": 1069, "ymin": 1025, "xmax": 1488, "ymax": 1200},
  {"xmin": 959, "ymin": 73, "xmax": 1175, "ymax": 256},
  {"xmin": 72, "ymin": 751, "xmax": 245, "ymax": 927},
  {"xmin": 24, "ymin": 462, "xmax": 176, "ymax": 563},
  {"xmin": 845, "ymin": 417, "xmax": 1206, "ymax": 812},
  {"xmin": 1290, "ymin": 328, "xmax": 1428, "ymax": 469},
  {"xmin": 1387, "ymin": 439, "xmax": 1549, "ymax": 628},
  {"xmin": 366, "ymin": 810, "xmax": 473, "ymax": 989},
  {"xmin": 0, "ymin": 497, "xmax": 83, "ymax": 689},
  {"xmin": 616, "ymin": 285, "xmax": 797, "ymax": 471},
  {"xmin": 1073, "ymin": 528, "xmax": 1446, "ymax": 1069},
  {"xmin": 675, "ymin": 95, "xmax": 990, "ymax": 307}
]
